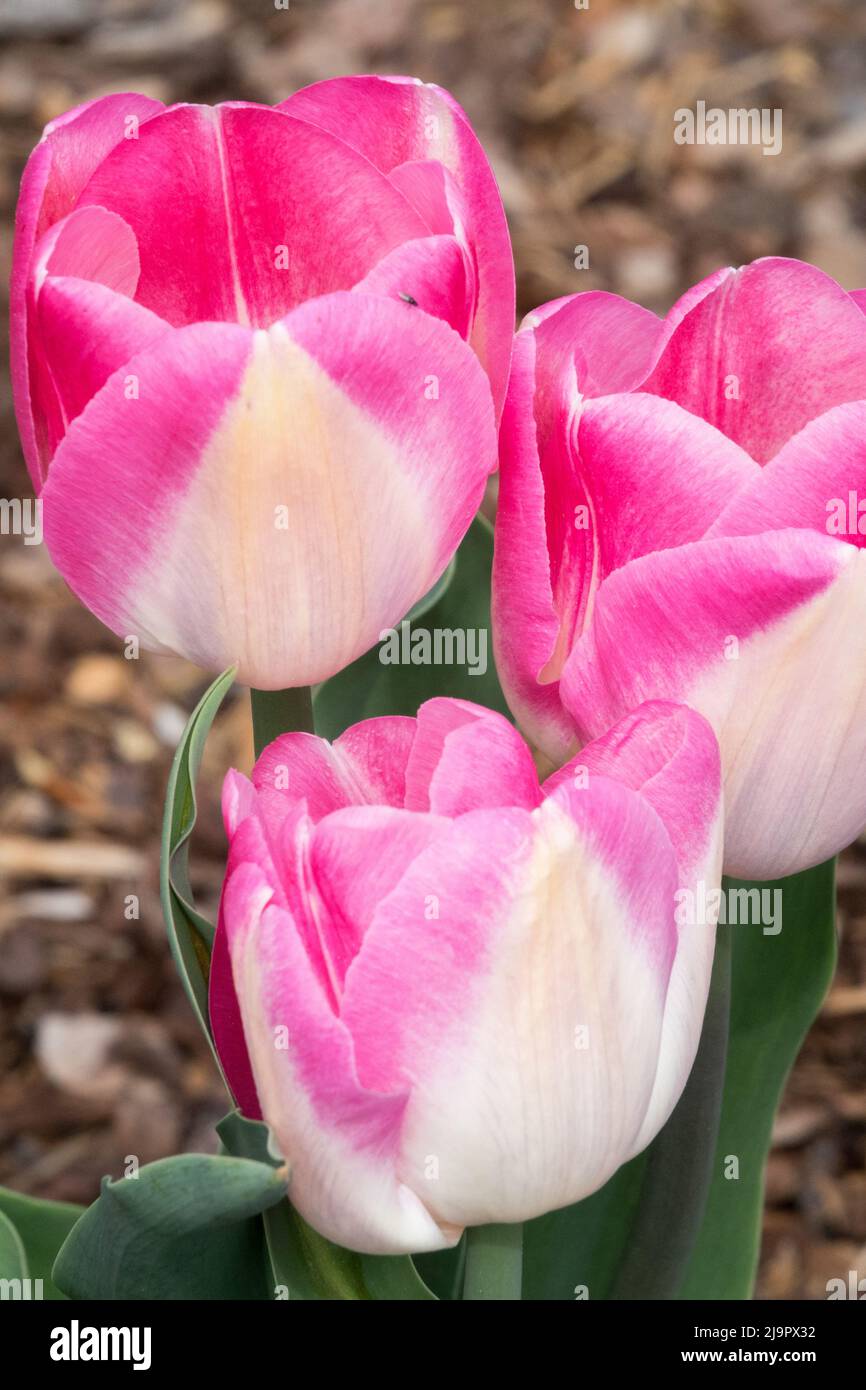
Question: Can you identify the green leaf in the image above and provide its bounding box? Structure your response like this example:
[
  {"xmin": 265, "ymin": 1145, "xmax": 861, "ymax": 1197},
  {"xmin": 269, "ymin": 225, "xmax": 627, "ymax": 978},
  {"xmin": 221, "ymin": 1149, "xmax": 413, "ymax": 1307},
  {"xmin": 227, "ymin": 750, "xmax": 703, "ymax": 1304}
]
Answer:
[
  {"xmin": 360, "ymin": 1252, "xmax": 438, "ymax": 1301},
  {"xmin": 0, "ymin": 1208, "xmax": 27, "ymax": 1280},
  {"xmin": 53, "ymin": 1154, "xmax": 288, "ymax": 1301},
  {"xmin": 0, "ymin": 1188, "xmax": 82, "ymax": 1300},
  {"xmin": 216, "ymin": 1108, "xmax": 282, "ymax": 1167},
  {"xmin": 314, "ymin": 517, "xmax": 509, "ymax": 740},
  {"xmin": 679, "ymin": 859, "xmax": 837, "ymax": 1298},
  {"xmin": 160, "ymin": 666, "xmax": 236, "ymax": 1051}
]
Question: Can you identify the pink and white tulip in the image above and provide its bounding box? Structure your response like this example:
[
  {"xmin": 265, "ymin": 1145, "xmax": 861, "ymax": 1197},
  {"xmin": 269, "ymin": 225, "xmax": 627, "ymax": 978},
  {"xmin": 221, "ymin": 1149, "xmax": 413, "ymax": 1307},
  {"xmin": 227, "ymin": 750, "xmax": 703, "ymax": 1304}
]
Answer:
[
  {"xmin": 209, "ymin": 697, "xmax": 722, "ymax": 1254},
  {"xmin": 493, "ymin": 258, "xmax": 866, "ymax": 879},
  {"xmin": 13, "ymin": 79, "xmax": 514, "ymax": 687}
]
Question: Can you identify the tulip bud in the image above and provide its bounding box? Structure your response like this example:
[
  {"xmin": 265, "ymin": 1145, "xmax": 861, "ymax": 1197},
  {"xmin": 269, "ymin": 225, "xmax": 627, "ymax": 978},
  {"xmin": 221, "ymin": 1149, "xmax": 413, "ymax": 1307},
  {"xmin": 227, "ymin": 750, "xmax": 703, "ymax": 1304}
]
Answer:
[
  {"xmin": 12, "ymin": 80, "xmax": 515, "ymax": 688},
  {"xmin": 493, "ymin": 260, "xmax": 866, "ymax": 879},
  {"xmin": 209, "ymin": 697, "xmax": 722, "ymax": 1254}
]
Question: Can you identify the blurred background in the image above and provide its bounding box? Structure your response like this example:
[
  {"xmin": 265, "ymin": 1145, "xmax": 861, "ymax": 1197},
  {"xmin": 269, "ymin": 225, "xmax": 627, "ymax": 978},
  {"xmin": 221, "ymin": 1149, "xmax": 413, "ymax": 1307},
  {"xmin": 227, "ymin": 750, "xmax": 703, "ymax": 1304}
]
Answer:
[{"xmin": 0, "ymin": 0, "xmax": 865, "ymax": 1299}]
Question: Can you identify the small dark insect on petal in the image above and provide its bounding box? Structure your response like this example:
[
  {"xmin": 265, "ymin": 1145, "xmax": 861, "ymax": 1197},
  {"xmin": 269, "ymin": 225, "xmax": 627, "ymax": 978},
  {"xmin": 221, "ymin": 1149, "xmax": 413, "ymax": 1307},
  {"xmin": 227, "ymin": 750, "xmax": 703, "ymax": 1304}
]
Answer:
[{"xmin": 398, "ymin": 292, "xmax": 418, "ymax": 306}]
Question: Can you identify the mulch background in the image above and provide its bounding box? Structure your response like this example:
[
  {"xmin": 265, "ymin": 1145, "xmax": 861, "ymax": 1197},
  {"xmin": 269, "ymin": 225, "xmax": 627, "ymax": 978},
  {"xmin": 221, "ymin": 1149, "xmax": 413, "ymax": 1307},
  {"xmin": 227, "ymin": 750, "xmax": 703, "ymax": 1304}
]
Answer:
[{"xmin": 0, "ymin": 0, "xmax": 864, "ymax": 1298}]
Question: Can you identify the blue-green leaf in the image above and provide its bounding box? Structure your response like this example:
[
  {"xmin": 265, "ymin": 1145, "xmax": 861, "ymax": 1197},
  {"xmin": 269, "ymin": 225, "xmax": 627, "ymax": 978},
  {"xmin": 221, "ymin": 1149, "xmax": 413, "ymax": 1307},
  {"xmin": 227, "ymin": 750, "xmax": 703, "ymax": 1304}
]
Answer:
[
  {"xmin": 0, "ymin": 1207, "xmax": 27, "ymax": 1281},
  {"xmin": 678, "ymin": 859, "xmax": 837, "ymax": 1298},
  {"xmin": 160, "ymin": 666, "xmax": 235, "ymax": 1051},
  {"xmin": 53, "ymin": 1154, "xmax": 287, "ymax": 1301}
]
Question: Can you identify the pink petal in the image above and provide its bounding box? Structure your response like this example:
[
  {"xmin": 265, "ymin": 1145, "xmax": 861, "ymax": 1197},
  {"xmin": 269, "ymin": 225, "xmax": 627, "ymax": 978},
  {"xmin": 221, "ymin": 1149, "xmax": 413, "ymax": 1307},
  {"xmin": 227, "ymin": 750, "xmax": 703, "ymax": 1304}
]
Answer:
[
  {"xmin": 344, "ymin": 786, "xmax": 676, "ymax": 1225},
  {"xmin": 353, "ymin": 234, "xmax": 473, "ymax": 337},
  {"xmin": 32, "ymin": 205, "xmax": 140, "ymax": 296},
  {"xmin": 41, "ymin": 318, "xmax": 252, "ymax": 651},
  {"xmin": 576, "ymin": 394, "xmax": 759, "ymax": 570},
  {"xmin": 547, "ymin": 701, "xmax": 722, "ymax": 885},
  {"xmin": 524, "ymin": 289, "xmax": 662, "ymax": 399},
  {"xmin": 333, "ymin": 717, "xmax": 417, "ymax": 809},
  {"xmin": 12, "ymin": 92, "xmax": 164, "ymax": 487},
  {"xmin": 560, "ymin": 529, "xmax": 866, "ymax": 877},
  {"xmin": 709, "ymin": 399, "xmax": 866, "ymax": 546},
  {"xmin": 252, "ymin": 735, "xmax": 366, "ymax": 825},
  {"xmin": 280, "ymin": 76, "xmax": 515, "ymax": 418},
  {"xmin": 23, "ymin": 93, "xmax": 164, "ymax": 236},
  {"xmin": 209, "ymin": 903, "xmax": 262, "ymax": 1122},
  {"xmin": 388, "ymin": 159, "xmax": 464, "ymax": 236},
  {"xmin": 74, "ymin": 102, "xmax": 429, "ymax": 329},
  {"xmin": 384, "ymin": 160, "xmax": 480, "ymax": 336},
  {"xmin": 36, "ymin": 276, "xmax": 168, "ymax": 446},
  {"xmin": 251, "ymin": 716, "xmax": 416, "ymax": 825},
  {"xmin": 341, "ymin": 807, "xmax": 534, "ymax": 1095},
  {"xmin": 211, "ymin": 768, "xmax": 284, "ymax": 1121},
  {"xmin": 650, "ymin": 264, "xmax": 732, "ymax": 347},
  {"xmin": 491, "ymin": 330, "xmax": 578, "ymax": 764},
  {"xmin": 492, "ymin": 306, "xmax": 726, "ymax": 764},
  {"xmin": 309, "ymin": 805, "xmax": 447, "ymax": 992},
  {"xmin": 217, "ymin": 862, "xmax": 452, "ymax": 1254},
  {"xmin": 403, "ymin": 697, "xmax": 541, "ymax": 814},
  {"xmin": 41, "ymin": 291, "xmax": 495, "ymax": 687},
  {"xmin": 25, "ymin": 204, "xmax": 145, "ymax": 478},
  {"xmin": 221, "ymin": 768, "xmax": 257, "ymax": 837},
  {"xmin": 548, "ymin": 701, "xmax": 724, "ymax": 1148},
  {"xmin": 640, "ymin": 257, "xmax": 866, "ymax": 463},
  {"xmin": 539, "ymin": 393, "xmax": 758, "ymax": 688}
]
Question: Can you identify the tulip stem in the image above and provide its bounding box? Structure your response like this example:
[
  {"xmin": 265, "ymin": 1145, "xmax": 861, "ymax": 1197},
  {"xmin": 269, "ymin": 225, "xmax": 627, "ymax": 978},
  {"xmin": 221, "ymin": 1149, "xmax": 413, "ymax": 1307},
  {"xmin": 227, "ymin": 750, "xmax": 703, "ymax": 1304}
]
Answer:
[
  {"xmin": 251, "ymin": 686, "xmax": 315, "ymax": 756},
  {"xmin": 462, "ymin": 1222, "xmax": 524, "ymax": 1300}
]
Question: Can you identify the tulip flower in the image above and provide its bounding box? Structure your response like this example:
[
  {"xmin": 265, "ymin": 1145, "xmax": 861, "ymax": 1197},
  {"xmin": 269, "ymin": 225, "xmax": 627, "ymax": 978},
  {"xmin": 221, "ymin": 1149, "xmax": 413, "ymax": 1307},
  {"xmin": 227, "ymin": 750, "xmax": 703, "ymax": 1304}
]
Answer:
[
  {"xmin": 493, "ymin": 257, "xmax": 866, "ymax": 880},
  {"xmin": 12, "ymin": 79, "xmax": 514, "ymax": 688},
  {"xmin": 208, "ymin": 696, "xmax": 722, "ymax": 1254}
]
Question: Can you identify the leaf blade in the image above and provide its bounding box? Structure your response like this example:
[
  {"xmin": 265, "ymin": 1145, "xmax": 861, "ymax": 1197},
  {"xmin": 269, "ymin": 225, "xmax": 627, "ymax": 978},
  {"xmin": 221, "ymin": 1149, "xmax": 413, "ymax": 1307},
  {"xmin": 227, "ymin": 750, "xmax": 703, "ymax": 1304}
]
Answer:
[
  {"xmin": 0, "ymin": 1188, "xmax": 82, "ymax": 1300},
  {"xmin": 52, "ymin": 1154, "xmax": 287, "ymax": 1301},
  {"xmin": 159, "ymin": 666, "xmax": 236, "ymax": 1049},
  {"xmin": 678, "ymin": 859, "xmax": 837, "ymax": 1298}
]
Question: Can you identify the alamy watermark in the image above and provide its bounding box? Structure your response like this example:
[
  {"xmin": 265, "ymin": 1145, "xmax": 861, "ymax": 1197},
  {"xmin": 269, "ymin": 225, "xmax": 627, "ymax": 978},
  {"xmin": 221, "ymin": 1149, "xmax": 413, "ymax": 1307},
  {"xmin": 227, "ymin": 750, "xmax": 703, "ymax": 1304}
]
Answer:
[
  {"xmin": 378, "ymin": 620, "xmax": 488, "ymax": 677},
  {"xmin": 826, "ymin": 491, "xmax": 866, "ymax": 536},
  {"xmin": 50, "ymin": 1320, "xmax": 151, "ymax": 1370},
  {"xmin": 0, "ymin": 497, "xmax": 42, "ymax": 545},
  {"xmin": 674, "ymin": 100, "xmax": 782, "ymax": 157},
  {"xmin": 675, "ymin": 880, "xmax": 782, "ymax": 935},
  {"xmin": 0, "ymin": 1276, "xmax": 43, "ymax": 1299},
  {"xmin": 827, "ymin": 1270, "xmax": 865, "ymax": 1299}
]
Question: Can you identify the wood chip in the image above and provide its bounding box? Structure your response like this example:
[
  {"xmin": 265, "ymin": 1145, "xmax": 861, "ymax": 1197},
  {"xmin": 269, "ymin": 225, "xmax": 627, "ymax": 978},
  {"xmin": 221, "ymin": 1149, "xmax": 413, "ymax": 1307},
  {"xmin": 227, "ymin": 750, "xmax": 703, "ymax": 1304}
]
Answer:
[{"xmin": 0, "ymin": 836, "xmax": 144, "ymax": 880}]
